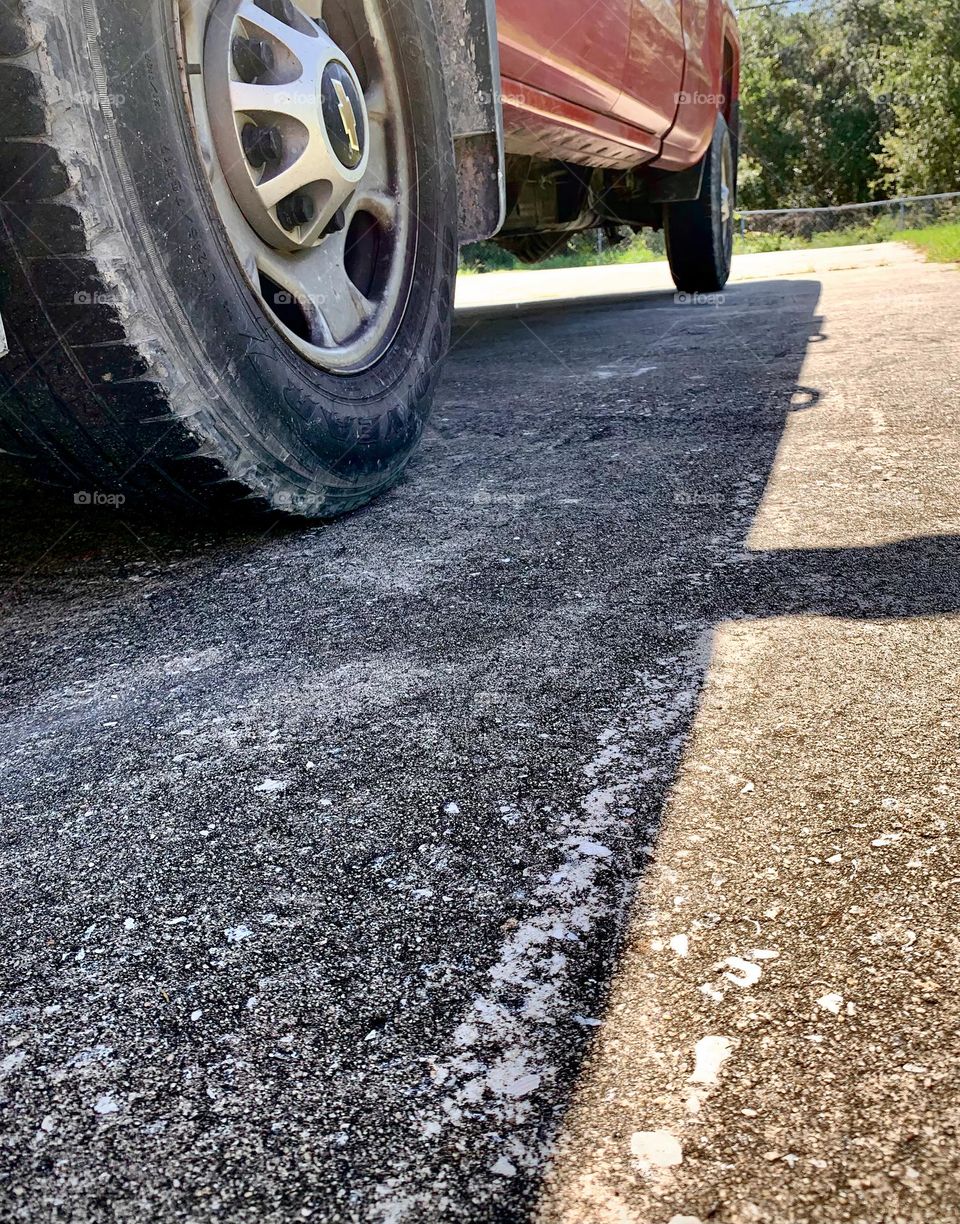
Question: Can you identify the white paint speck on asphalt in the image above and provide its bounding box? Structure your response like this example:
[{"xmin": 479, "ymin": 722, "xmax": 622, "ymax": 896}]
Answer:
[
  {"xmin": 690, "ymin": 1036, "xmax": 736, "ymax": 1086},
  {"xmin": 1, "ymin": 1051, "xmax": 26, "ymax": 1076},
  {"xmin": 630, "ymin": 1130, "xmax": 683, "ymax": 1171},
  {"xmin": 386, "ymin": 644, "xmax": 711, "ymax": 1199},
  {"xmin": 719, "ymin": 956, "xmax": 763, "ymax": 988}
]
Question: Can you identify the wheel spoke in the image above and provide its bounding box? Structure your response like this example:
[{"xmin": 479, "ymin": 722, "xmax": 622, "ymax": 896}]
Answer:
[
  {"xmin": 364, "ymin": 79, "xmax": 389, "ymax": 122},
  {"xmin": 311, "ymin": 242, "xmax": 373, "ymax": 344},
  {"xmin": 351, "ymin": 187, "xmax": 398, "ymax": 231},
  {"xmin": 319, "ymin": 285, "xmax": 371, "ymax": 346},
  {"xmin": 362, "ymin": 113, "xmax": 391, "ymax": 192},
  {"xmin": 235, "ymin": 0, "xmax": 323, "ymax": 68},
  {"xmin": 196, "ymin": 0, "xmax": 413, "ymax": 369},
  {"xmin": 255, "ymin": 139, "xmax": 330, "ymax": 209},
  {"xmin": 357, "ymin": 0, "xmax": 392, "ymax": 68},
  {"xmin": 312, "ymin": 234, "xmax": 373, "ymax": 344},
  {"xmin": 229, "ymin": 80, "xmax": 318, "ymax": 130},
  {"xmin": 257, "ymin": 236, "xmax": 373, "ymax": 348},
  {"xmin": 350, "ymin": 111, "xmax": 400, "ymax": 229}
]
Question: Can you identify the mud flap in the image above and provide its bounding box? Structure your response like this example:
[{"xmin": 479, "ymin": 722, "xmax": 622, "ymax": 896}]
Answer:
[{"xmin": 434, "ymin": 0, "xmax": 506, "ymax": 243}]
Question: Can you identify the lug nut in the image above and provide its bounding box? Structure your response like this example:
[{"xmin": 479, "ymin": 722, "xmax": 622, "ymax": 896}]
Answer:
[
  {"xmin": 324, "ymin": 207, "xmax": 346, "ymax": 235},
  {"xmin": 277, "ymin": 192, "xmax": 316, "ymax": 230},
  {"xmin": 258, "ymin": 0, "xmax": 296, "ymax": 24},
  {"xmin": 242, "ymin": 124, "xmax": 284, "ymax": 168},
  {"xmin": 232, "ymin": 36, "xmax": 275, "ymax": 83}
]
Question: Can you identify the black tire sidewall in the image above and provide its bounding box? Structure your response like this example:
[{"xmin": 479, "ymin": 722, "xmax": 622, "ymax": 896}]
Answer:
[
  {"xmin": 68, "ymin": 0, "xmax": 457, "ymax": 498},
  {"xmin": 664, "ymin": 113, "xmax": 734, "ymax": 295}
]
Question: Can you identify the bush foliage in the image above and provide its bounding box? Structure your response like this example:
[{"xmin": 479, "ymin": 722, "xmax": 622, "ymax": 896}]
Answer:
[{"xmin": 740, "ymin": 0, "xmax": 960, "ymax": 207}]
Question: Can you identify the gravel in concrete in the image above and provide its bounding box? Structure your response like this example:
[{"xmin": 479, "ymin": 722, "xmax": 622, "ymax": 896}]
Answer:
[{"xmin": 1, "ymin": 246, "xmax": 958, "ymax": 1223}]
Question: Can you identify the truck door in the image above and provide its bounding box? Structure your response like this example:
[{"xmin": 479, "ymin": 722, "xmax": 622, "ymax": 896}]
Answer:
[
  {"xmin": 496, "ymin": 0, "xmax": 632, "ymax": 116},
  {"xmin": 613, "ymin": 0, "xmax": 687, "ymax": 137}
]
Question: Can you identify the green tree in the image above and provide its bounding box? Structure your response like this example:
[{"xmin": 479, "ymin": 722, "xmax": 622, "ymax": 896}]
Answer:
[
  {"xmin": 872, "ymin": 0, "xmax": 960, "ymax": 194},
  {"xmin": 739, "ymin": 0, "xmax": 960, "ymax": 207},
  {"xmin": 739, "ymin": 3, "xmax": 882, "ymax": 209}
]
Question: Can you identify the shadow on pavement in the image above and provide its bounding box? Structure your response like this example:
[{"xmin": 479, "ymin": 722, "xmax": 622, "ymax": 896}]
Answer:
[{"xmin": 0, "ymin": 276, "xmax": 955, "ymax": 1220}]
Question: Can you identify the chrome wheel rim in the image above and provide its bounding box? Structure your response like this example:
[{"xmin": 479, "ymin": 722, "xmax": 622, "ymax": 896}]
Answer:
[
  {"xmin": 175, "ymin": 0, "xmax": 415, "ymax": 373},
  {"xmin": 720, "ymin": 132, "xmax": 734, "ymax": 229}
]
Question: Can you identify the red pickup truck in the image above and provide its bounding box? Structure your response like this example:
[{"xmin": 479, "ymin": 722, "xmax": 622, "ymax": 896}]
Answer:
[{"xmin": 0, "ymin": 0, "xmax": 739, "ymax": 518}]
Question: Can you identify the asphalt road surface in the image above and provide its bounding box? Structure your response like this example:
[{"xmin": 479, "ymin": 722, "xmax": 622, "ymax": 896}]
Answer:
[{"xmin": 2, "ymin": 244, "xmax": 960, "ymax": 1224}]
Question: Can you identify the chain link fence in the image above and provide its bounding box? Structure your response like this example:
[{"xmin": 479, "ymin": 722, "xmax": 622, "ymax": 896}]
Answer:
[{"xmin": 736, "ymin": 191, "xmax": 960, "ymax": 245}]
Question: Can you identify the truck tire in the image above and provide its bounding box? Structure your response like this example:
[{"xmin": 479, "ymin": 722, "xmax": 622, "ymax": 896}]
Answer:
[
  {"xmin": 0, "ymin": 0, "xmax": 457, "ymax": 518},
  {"xmin": 664, "ymin": 114, "xmax": 734, "ymax": 295}
]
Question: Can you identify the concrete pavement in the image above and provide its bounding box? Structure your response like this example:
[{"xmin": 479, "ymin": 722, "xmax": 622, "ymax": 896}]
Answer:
[
  {"xmin": 1, "ymin": 245, "xmax": 959, "ymax": 1223},
  {"xmin": 454, "ymin": 241, "xmax": 922, "ymax": 312}
]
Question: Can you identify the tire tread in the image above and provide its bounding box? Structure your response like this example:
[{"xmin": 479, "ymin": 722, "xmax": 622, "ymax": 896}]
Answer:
[{"xmin": 0, "ymin": 0, "xmax": 453, "ymax": 519}]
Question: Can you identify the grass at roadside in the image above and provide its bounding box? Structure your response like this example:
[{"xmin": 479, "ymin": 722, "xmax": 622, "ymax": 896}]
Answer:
[
  {"xmin": 733, "ymin": 215, "xmax": 903, "ymax": 253},
  {"xmin": 460, "ymin": 216, "xmax": 960, "ymax": 273},
  {"xmin": 459, "ymin": 231, "xmax": 664, "ymax": 274},
  {"xmin": 899, "ymin": 222, "xmax": 960, "ymax": 262}
]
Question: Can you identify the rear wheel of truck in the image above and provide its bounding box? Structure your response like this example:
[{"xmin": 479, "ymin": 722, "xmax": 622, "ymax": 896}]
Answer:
[
  {"xmin": 664, "ymin": 114, "xmax": 735, "ymax": 295},
  {"xmin": 0, "ymin": 0, "xmax": 457, "ymax": 518}
]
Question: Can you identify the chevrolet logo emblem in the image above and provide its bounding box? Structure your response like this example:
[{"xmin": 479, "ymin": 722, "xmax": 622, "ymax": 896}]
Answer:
[{"xmin": 332, "ymin": 78, "xmax": 361, "ymax": 158}]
